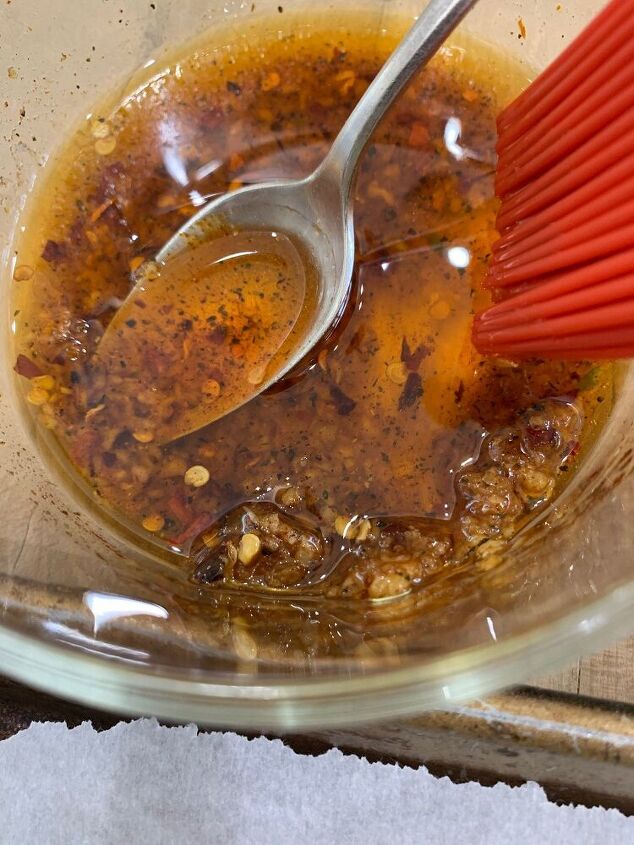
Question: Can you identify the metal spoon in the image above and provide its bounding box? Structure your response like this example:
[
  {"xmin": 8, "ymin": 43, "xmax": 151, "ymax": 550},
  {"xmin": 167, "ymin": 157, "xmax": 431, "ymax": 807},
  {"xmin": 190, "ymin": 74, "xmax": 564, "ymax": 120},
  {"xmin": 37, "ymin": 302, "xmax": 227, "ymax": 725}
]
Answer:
[{"xmin": 98, "ymin": 0, "xmax": 478, "ymax": 442}]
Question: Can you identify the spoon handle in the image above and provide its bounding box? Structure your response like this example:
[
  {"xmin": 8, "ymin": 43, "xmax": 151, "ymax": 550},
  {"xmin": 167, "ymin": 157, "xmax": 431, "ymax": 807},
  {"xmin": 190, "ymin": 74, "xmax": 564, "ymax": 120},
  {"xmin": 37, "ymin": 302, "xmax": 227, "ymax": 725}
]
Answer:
[{"xmin": 321, "ymin": 0, "xmax": 479, "ymax": 196}]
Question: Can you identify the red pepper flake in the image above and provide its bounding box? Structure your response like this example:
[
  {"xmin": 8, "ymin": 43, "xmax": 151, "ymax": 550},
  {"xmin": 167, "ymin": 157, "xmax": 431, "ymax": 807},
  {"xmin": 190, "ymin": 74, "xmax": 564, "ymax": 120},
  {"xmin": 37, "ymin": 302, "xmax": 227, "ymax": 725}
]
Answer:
[
  {"xmin": 93, "ymin": 161, "xmax": 125, "ymax": 203},
  {"xmin": 169, "ymin": 513, "xmax": 213, "ymax": 546},
  {"xmin": 14, "ymin": 353, "xmax": 43, "ymax": 379},
  {"xmin": 398, "ymin": 372, "xmax": 423, "ymax": 410},
  {"xmin": 97, "ymin": 200, "xmax": 129, "ymax": 232},
  {"xmin": 329, "ymin": 384, "xmax": 356, "ymax": 416},
  {"xmin": 167, "ymin": 493, "xmax": 193, "ymax": 525},
  {"xmin": 525, "ymin": 425, "xmax": 557, "ymax": 448},
  {"xmin": 69, "ymin": 218, "xmax": 86, "ymax": 247},
  {"xmin": 70, "ymin": 427, "xmax": 100, "ymax": 473},
  {"xmin": 102, "ymin": 451, "xmax": 117, "ymax": 467},
  {"xmin": 41, "ymin": 239, "xmax": 67, "ymax": 264},
  {"xmin": 408, "ymin": 122, "xmax": 429, "ymax": 149},
  {"xmin": 89, "ymin": 198, "xmax": 115, "ymax": 223},
  {"xmin": 400, "ymin": 336, "xmax": 430, "ymax": 371},
  {"xmin": 395, "ymin": 111, "xmax": 417, "ymax": 127},
  {"xmin": 108, "ymin": 426, "xmax": 129, "ymax": 447},
  {"xmin": 345, "ymin": 327, "xmax": 365, "ymax": 354},
  {"xmin": 208, "ymin": 325, "xmax": 227, "ymax": 344},
  {"xmin": 196, "ymin": 106, "xmax": 224, "ymax": 133},
  {"xmin": 332, "ymin": 46, "xmax": 347, "ymax": 63},
  {"xmin": 144, "ymin": 346, "xmax": 171, "ymax": 378}
]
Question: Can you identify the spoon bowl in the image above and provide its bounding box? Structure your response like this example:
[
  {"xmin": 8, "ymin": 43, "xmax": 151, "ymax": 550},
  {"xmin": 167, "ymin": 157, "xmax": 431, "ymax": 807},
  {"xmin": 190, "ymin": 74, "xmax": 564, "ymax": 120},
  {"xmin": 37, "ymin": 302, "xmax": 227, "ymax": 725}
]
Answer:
[{"xmin": 156, "ymin": 167, "xmax": 355, "ymax": 390}]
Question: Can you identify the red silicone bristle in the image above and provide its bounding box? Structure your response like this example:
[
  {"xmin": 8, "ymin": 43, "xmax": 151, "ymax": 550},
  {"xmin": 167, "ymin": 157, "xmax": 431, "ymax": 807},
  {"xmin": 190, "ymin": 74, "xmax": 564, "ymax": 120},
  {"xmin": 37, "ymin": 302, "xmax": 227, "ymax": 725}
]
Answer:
[
  {"xmin": 492, "ymin": 160, "xmax": 634, "ymax": 253},
  {"xmin": 492, "ymin": 200, "xmax": 634, "ymax": 269},
  {"xmin": 482, "ymin": 251, "xmax": 634, "ymax": 310},
  {"xmin": 498, "ymin": 0, "xmax": 630, "ymax": 132},
  {"xmin": 473, "ymin": 318, "xmax": 634, "ymax": 357},
  {"xmin": 476, "ymin": 0, "xmax": 634, "ymax": 362},
  {"xmin": 487, "ymin": 223, "xmax": 634, "ymax": 288},
  {"xmin": 497, "ymin": 9, "xmax": 634, "ymax": 152},
  {"xmin": 479, "ymin": 273, "xmax": 634, "ymax": 331},
  {"xmin": 474, "ymin": 299, "xmax": 634, "ymax": 345},
  {"xmin": 496, "ymin": 59, "xmax": 634, "ymax": 190},
  {"xmin": 496, "ymin": 116, "xmax": 634, "ymax": 231},
  {"xmin": 473, "ymin": 323, "xmax": 634, "ymax": 359},
  {"xmin": 496, "ymin": 85, "xmax": 634, "ymax": 198},
  {"xmin": 475, "ymin": 340, "xmax": 634, "ymax": 360}
]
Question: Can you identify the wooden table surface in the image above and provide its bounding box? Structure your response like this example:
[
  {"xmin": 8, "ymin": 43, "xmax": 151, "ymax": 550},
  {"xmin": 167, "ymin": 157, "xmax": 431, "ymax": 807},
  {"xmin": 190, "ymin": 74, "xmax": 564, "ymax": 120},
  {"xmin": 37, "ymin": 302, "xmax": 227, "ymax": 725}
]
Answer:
[{"xmin": 535, "ymin": 636, "xmax": 634, "ymax": 703}]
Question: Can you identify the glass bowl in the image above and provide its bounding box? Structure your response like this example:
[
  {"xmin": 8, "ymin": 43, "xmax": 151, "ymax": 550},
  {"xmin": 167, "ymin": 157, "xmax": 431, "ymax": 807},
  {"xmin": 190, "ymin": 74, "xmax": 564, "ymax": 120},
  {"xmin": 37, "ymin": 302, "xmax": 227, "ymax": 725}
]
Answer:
[{"xmin": 1, "ymin": 0, "xmax": 632, "ymax": 729}]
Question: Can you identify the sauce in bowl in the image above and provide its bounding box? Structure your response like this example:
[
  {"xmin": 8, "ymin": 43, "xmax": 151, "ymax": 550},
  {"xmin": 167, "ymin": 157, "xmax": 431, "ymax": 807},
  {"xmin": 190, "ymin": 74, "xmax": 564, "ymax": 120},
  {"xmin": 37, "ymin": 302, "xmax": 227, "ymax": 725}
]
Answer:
[{"xmin": 11, "ymin": 15, "xmax": 613, "ymax": 602}]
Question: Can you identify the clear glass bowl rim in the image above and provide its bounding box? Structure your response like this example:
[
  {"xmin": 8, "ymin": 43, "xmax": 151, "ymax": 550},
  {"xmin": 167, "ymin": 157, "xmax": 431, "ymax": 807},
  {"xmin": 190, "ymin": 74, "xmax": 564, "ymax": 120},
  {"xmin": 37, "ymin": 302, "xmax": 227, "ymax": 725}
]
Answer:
[{"xmin": 2, "ymin": 579, "xmax": 633, "ymax": 729}]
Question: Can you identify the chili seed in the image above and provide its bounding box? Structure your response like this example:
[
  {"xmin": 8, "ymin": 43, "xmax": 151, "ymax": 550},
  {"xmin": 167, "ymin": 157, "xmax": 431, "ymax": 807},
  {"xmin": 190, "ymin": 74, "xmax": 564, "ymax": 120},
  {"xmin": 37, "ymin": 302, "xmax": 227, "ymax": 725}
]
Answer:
[
  {"xmin": 232, "ymin": 624, "xmax": 258, "ymax": 660},
  {"xmin": 334, "ymin": 515, "xmax": 353, "ymax": 537},
  {"xmin": 247, "ymin": 364, "xmax": 267, "ymax": 385},
  {"xmin": 13, "ymin": 264, "xmax": 34, "ymax": 282},
  {"xmin": 354, "ymin": 518, "xmax": 372, "ymax": 542},
  {"xmin": 27, "ymin": 387, "xmax": 49, "ymax": 406},
  {"xmin": 90, "ymin": 118, "xmax": 111, "ymax": 138},
  {"xmin": 202, "ymin": 378, "xmax": 221, "ymax": 397},
  {"xmin": 261, "ymin": 71, "xmax": 281, "ymax": 91},
  {"xmin": 368, "ymin": 573, "xmax": 410, "ymax": 599},
  {"xmin": 278, "ymin": 486, "xmax": 302, "ymax": 507},
  {"xmin": 142, "ymin": 514, "xmax": 165, "ymax": 532},
  {"xmin": 238, "ymin": 532, "xmax": 261, "ymax": 565},
  {"xmin": 95, "ymin": 136, "xmax": 117, "ymax": 155},
  {"xmin": 387, "ymin": 361, "xmax": 408, "ymax": 385},
  {"xmin": 156, "ymin": 193, "xmax": 177, "ymax": 209},
  {"xmin": 184, "ymin": 464, "xmax": 210, "ymax": 487},
  {"xmin": 133, "ymin": 431, "xmax": 155, "ymax": 443},
  {"xmin": 40, "ymin": 410, "xmax": 57, "ymax": 430},
  {"xmin": 31, "ymin": 374, "xmax": 55, "ymax": 391},
  {"xmin": 430, "ymin": 299, "xmax": 451, "ymax": 320},
  {"xmin": 85, "ymin": 403, "xmax": 105, "ymax": 420}
]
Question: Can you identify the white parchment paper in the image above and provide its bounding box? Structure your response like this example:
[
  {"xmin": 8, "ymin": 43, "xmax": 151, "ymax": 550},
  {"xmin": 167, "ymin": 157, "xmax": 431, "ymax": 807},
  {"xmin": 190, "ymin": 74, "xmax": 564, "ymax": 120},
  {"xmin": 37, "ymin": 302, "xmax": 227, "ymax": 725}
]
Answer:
[{"xmin": 0, "ymin": 718, "xmax": 630, "ymax": 844}]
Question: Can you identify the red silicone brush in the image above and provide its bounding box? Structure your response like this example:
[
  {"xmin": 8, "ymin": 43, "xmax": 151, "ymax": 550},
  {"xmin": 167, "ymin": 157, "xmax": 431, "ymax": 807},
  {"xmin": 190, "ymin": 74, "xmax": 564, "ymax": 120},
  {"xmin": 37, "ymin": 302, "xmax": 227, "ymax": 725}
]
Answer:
[{"xmin": 472, "ymin": 0, "xmax": 634, "ymax": 360}]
